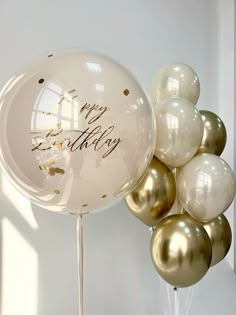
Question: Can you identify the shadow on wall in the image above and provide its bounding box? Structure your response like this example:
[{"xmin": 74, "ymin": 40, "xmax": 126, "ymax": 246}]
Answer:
[{"xmin": 0, "ymin": 172, "xmax": 78, "ymax": 315}]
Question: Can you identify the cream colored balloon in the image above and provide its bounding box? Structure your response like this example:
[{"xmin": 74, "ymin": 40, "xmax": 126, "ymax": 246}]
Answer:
[
  {"xmin": 177, "ymin": 154, "xmax": 236, "ymax": 221},
  {"xmin": 0, "ymin": 50, "xmax": 156, "ymax": 215},
  {"xmin": 154, "ymin": 97, "xmax": 203, "ymax": 167},
  {"xmin": 151, "ymin": 63, "xmax": 200, "ymax": 105}
]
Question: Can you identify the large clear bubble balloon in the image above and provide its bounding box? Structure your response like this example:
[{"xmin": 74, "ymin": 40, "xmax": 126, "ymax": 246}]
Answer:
[
  {"xmin": 177, "ymin": 154, "xmax": 236, "ymax": 221},
  {"xmin": 151, "ymin": 63, "xmax": 200, "ymax": 105},
  {"xmin": 0, "ymin": 50, "xmax": 156, "ymax": 215}
]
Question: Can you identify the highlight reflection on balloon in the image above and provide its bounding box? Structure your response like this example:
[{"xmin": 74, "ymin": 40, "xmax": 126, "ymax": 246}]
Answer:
[
  {"xmin": 177, "ymin": 154, "xmax": 236, "ymax": 221},
  {"xmin": 203, "ymin": 214, "xmax": 232, "ymax": 267},
  {"xmin": 154, "ymin": 97, "xmax": 203, "ymax": 167},
  {"xmin": 125, "ymin": 157, "xmax": 176, "ymax": 227},
  {"xmin": 151, "ymin": 63, "xmax": 200, "ymax": 105},
  {"xmin": 198, "ymin": 110, "xmax": 227, "ymax": 156},
  {"xmin": 0, "ymin": 50, "xmax": 156, "ymax": 215},
  {"xmin": 150, "ymin": 214, "xmax": 212, "ymax": 288}
]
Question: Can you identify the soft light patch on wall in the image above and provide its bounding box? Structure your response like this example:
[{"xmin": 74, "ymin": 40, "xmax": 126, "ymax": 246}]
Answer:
[
  {"xmin": 1, "ymin": 174, "xmax": 38, "ymax": 230},
  {"xmin": 1, "ymin": 218, "xmax": 39, "ymax": 315}
]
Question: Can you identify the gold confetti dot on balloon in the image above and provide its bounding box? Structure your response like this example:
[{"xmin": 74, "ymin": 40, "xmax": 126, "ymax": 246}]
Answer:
[
  {"xmin": 38, "ymin": 78, "xmax": 44, "ymax": 84},
  {"xmin": 48, "ymin": 168, "xmax": 55, "ymax": 176},
  {"xmin": 54, "ymin": 189, "xmax": 60, "ymax": 194},
  {"xmin": 39, "ymin": 159, "xmax": 56, "ymax": 171},
  {"xmin": 82, "ymin": 204, "xmax": 88, "ymax": 207},
  {"xmin": 48, "ymin": 54, "xmax": 53, "ymax": 57},
  {"xmin": 48, "ymin": 167, "xmax": 65, "ymax": 176},
  {"xmin": 102, "ymin": 194, "xmax": 107, "ymax": 198},
  {"xmin": 123, "ymin": 89, "xmax": 130, "ymax": 96}
]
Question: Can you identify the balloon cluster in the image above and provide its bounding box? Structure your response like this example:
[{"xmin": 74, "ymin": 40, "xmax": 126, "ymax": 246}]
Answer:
[
  {"xmin": 0, "ymin": 51, "xmax": 234, "ymax": 291},
  {"xmin": 125, "ymin": 63, "xmax": 236, "ymax": 288}
]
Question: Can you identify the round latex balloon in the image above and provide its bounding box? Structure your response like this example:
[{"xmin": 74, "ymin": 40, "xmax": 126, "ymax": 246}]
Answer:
[
  {"xmin": 150, "ymin": 214, "xmax": 212, "ymax": 288},
  {"xmin": 197, "ymin": 110, "xmax": 227, "ymax": 156},
  {"xmin": 177, "ymin": 154, "xmax": 236, "ymax": 221},
  {"xmin": 125, "ymin": 157, "xmax": 176, "ymax": 227},
  {"xmin": 154, "ymin": 97, "xmax": 203, "ymax": 167},
  {"xmin": 203, "ymin": 214, "xmax": 232, "ymax": 267},
  {"xmin": 151, "ymin": 63, "xmax": 200, "ymax": 105},
  {"xmin": 0, "ymin": 50, "xmax": 156, "ymax": 215}
]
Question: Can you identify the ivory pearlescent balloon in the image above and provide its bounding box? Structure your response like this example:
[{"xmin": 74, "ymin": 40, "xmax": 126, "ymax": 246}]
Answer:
[
  {"xmin": 177, "ymin": 154, "xmax": 236, "ymax": 221},
  {"xmin": 154, "ymin": 97, "xmax": 203, "ymax": 168},
  {"xmin": 151, "ymin": 63, "xmax": 200, "ymax": 105},
  {"xmin": 150, "ymin": 214, "xmax": 212, "ymax": 288},
  {"xmin": 0, "ymin": 50, "xmax": 156, "ymax": 215}
]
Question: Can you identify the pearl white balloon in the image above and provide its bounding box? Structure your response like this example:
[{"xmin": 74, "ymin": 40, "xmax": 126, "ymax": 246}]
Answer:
[
  {"xmin": 0, "ymin": 50, "xmax": 156, "ymax": 215},
  {"xmin": 177, "ymin": 154, "xmax": 236, "ymax": 221},
  {"xmin": 154, "ymin": 97, "xmax": 203, "ymax": 168},
  {"xmin": 151, "ymin": 63, "xmax": 200, "ymax": 105}
]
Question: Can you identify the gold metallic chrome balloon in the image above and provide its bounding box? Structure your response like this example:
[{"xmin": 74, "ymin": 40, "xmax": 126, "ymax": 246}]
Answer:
[
  {"xmin": 150, "ymin": 214, "xmax": 212, "ymax": 288},
  {"xmin": 125, "ymin": 157, "xmax": 176, "ymax": 227},
  {"xmin": 197, "ymin": 110, "xmax": 227, "ymax": 156},
  {"xmin": 151, "ymin": 63, "xmax": 200, "ymax": 105},
  {"xmin": 203, "ymin": 214, "xmax": 232, "ymax": 267}
]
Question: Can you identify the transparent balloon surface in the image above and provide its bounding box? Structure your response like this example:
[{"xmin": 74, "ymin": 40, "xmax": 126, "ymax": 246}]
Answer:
[{"xmin": 0, "ymin": 50, "xmax": 156, "ymax": 214}]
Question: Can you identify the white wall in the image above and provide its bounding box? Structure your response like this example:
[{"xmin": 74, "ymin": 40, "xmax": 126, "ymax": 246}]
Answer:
[
  {"xmin": 0, "ymin": 1, "xmax": 235, "ymax": 315},
  {"xmin": 218, "ymin": 0, "xmax": 235, "ymax": 269}
]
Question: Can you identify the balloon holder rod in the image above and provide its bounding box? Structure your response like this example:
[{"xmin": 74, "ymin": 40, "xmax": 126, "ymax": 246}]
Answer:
[
  {"xmin": 172, "ymin": 167, "xmax": 184, "ymax": 215},
  {"xmin": 77, "ymin": 213, "xmax": 83, "ymax": 315}
]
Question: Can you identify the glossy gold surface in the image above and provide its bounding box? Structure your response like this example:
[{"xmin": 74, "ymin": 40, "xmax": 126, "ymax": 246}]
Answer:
[
  {"xmin": 203, "ymin": 214, "xmax": 232, "ymax": 267},
  {"xmin": 150, "ymin": 214, "xmax": 212, "ymax": 288},
  {"xmin": 125, "ymin": 157, "xmax": 176, "ymax": 227},
  {"xmin": 198, "ymin": 110, "xmax": 227, "ymax": 156}
]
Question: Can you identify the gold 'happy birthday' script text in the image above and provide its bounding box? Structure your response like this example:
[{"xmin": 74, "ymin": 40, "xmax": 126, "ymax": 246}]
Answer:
[{"xmin": 31, "ymin": 95, "xmax": 122, "ymax": 158}]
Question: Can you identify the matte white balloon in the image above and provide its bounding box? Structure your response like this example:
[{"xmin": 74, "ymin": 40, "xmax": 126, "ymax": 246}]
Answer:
[
  {"xmin": 154, "ymin": 97, "xmax": 203, "ymax": 167},
  {"xmin": 0, "ymin": 50, "xmax": 156, "ymax": 215},
  {"xmin": 151, "ymin": 63, "xmax": 200, "ymax": 105},
  {"xmin": 177, "ymin": 154, "xmax": 236, "ymax": 221}
]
